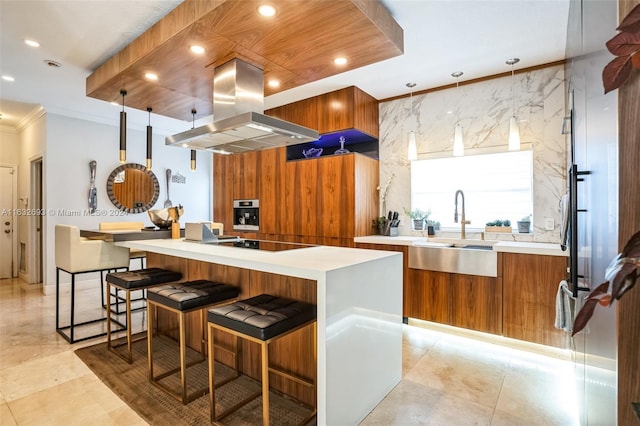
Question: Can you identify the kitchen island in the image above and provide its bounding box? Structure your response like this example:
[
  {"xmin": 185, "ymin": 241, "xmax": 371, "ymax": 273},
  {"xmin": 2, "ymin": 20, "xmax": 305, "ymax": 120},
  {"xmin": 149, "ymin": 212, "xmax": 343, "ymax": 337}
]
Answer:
[{"xmin": 116, "ymin": 238, "xmax": 403, "ymax": 426}]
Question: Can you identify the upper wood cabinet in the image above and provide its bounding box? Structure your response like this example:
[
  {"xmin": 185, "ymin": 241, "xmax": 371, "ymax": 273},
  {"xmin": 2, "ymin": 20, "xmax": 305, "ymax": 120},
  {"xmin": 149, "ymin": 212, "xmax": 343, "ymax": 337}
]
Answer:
[
  {"xmin": 213, "ymin": 154, "xmax": 234, "ymax": 233},
  {"xmin": 233, "ymin": 151, "xmax": 260, "ymax": 200},
  {"xmin": 265, "ymin": 86, "xmax": 379, "ymax": 138}
]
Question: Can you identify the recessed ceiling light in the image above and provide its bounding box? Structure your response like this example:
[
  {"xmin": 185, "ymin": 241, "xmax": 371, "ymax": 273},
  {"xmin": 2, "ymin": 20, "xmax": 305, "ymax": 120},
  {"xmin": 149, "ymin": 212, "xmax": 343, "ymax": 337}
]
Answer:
[
  {"xmin": 2, "ymin": 75, "xmax": 15, "ymax": 82},
  {"xmin": 25, "ymin": 39, "xmax": 40, "ymax": 48},
  {"xmin": 267, "ymin": 79, "xmax": 280, "ymax": 88},
  {"xmin": 110, "ymin": 101, "xmax": 119, "ymax": 106},
  {"xmin": 145, "ymin": 72, "xmax": 158, "ymax": 81},
  {"xmin": 44, "ymin": 59, "xmax": 62, "ymax": 68},
  {"xmin": 190, "ymin": 45, "xmax": 205, "ymax": 54},
  {"xmin": 334, "ymin": 57, "xmax": 347, "ymax": 66},
  {"xmin": 258, "ymin": 4, "xmax": 276, "ymax": 17}
]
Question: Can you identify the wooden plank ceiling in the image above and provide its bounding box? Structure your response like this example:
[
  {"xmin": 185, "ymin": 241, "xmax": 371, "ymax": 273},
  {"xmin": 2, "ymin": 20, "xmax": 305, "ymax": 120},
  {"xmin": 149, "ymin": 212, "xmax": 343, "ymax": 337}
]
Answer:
[{"xmin": 86, "ymin": 0, "xmax": 404, "ymax": 122}]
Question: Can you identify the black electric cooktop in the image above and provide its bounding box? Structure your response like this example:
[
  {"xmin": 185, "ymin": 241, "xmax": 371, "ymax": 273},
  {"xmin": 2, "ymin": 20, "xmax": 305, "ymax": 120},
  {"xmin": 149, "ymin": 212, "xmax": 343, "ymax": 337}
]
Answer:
[{"xmin": 210, "ymin": 238, "xmax": 315, "ymax": 252}]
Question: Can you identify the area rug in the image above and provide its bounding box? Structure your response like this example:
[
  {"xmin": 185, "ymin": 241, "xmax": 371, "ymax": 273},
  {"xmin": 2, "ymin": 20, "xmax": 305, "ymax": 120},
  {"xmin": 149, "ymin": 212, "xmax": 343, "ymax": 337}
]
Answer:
[{"xmin": 75, "ymin": 336, "xmax": 315, "ymax": 425}]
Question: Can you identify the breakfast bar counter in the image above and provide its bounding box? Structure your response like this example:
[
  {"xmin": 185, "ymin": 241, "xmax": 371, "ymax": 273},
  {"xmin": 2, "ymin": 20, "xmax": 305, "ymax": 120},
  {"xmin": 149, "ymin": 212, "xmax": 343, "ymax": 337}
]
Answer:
[{"xmin": 116, "ymin": 238, "xmax": 403, "ymax": 426}]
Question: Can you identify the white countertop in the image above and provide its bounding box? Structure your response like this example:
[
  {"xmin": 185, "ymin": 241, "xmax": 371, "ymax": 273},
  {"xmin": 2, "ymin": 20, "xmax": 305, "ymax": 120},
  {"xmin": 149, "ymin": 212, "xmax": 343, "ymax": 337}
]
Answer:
[
  {"xmin": 117, "ymin": 238, "xmax": 401, "ymax": 280},
  {"xmin": 354, "ymin": 235, "xmax": 568, "ymax": 257}
]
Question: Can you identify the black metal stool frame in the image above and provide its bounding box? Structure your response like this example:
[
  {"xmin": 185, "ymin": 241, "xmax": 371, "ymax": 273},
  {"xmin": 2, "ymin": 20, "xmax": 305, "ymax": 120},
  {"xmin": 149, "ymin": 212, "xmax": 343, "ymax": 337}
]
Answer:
[
  {"xmin": 207, "ymin": 318, "xmax": 317, "ymax": 425},
  {"xmin": 147, "ymin": 296, "xmax": 238, "ymax": 404},
  {"xmin": 55, "ymin": 266, "xmax": 126, "ymax": 344}
]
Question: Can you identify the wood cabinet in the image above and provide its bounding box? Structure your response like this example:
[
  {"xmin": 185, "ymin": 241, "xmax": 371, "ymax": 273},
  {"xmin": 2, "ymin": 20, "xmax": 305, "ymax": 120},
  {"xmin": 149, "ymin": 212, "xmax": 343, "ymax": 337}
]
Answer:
[
  {"xmin": 214, "ymin": 149, "xmax": 379, "ymax": 244},
  {"xmin": 450, "ymin": 273, "xmax": 502, "ymax": 334},
  {"xmin": 502, "ymin": 252, "xmax": 567, "ymax": 348},
  {"xmin": 265, "ymin": 86, "xmax": 379, "ymax": 137},
  {"xmin": 233, "ymin": 151, "xmax": 260, "ymax": 200},
  {"xmin": 406, "ymin": 268, "xmax": 450, "ymax": 324}
]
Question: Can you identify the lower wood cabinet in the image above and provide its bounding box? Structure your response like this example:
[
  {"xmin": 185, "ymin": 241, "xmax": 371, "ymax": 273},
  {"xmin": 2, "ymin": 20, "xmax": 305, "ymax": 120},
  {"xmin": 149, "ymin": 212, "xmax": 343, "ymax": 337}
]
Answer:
[
  {"xmin": 502, "ymin": 252, "xmax": 567, "ymax": 348},
  {"xmin": 450, "ymin": 273, "xmax": 502, "ymax": 335},
  {"xmin": 406, "ymin": 269, "xmax": 449, "ymax": 324}
]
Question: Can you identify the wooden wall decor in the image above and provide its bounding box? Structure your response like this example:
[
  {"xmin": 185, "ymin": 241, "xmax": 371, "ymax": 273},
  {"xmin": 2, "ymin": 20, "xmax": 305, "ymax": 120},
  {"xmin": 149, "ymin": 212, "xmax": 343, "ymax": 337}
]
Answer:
[{"xmin": 86, "ymin": 0, "xmax": 403, "ymax": 121}]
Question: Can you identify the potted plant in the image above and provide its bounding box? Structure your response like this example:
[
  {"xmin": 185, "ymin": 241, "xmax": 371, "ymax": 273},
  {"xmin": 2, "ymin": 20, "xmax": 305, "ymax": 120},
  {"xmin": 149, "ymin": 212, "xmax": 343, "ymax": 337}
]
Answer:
[
  {"xmin": 372, "ymin": 216, "xmax": 388, "ymax": 235},
  {"xmin": 426, "ymin": 219, "xmax": 440, "ymax": 236},
  {"xmin": 485, "ymin": 219, "xmax": 512, "ymax": 233},
  {"xmin": 404, "ymin": 208, "xmax": 430, "ymax": 231},
  {"xmin": 517, "ymin": 215, "xmax": 532, "ymax": 233}
]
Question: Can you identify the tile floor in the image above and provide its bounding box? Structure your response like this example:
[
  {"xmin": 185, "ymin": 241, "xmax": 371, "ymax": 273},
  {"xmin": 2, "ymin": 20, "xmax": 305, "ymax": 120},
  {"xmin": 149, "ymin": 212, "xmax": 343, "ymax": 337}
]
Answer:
[{"xmin": 0, "ymin": 277, "xmax": 613, "ymax": 425}]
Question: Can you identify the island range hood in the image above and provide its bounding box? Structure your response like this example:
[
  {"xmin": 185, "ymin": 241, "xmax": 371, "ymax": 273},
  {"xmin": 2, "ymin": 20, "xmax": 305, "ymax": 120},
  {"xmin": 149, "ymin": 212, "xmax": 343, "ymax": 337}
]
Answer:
[{"xmin": 166, "ymin": 59, "xmax": 319, "ymax": 154}]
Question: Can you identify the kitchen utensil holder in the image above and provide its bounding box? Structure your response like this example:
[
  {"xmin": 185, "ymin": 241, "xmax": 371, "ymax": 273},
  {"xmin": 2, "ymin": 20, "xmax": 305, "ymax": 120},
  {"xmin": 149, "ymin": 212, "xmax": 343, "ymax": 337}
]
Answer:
[{"xmin": 385, "ymin": 226, "xmax": 399, "ymax": 237}]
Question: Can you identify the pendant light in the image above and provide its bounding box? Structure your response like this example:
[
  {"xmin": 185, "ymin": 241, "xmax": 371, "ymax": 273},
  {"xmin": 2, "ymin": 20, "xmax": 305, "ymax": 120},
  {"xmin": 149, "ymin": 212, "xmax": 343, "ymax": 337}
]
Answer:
[
  {"xmin": 406, "ymin": 83, "xmax": 418, "ymax": 161},
  {"xmin": 451, "ymin": 72, "xmax": 464, "ymax": 157},
  {"xmin": 146, "ymin": 107, "xmax": 153, "ymax": 170},
  {"xmin": 506, "ymin": 58, "xmax": 521, "ymax": 151},
  {"xmin": 190, "ymin": 109, "xmax": 197, "ymax": 172},
  {"xmin": 119, "ymin": 90, "xmax": 127, "ymax": 163}
]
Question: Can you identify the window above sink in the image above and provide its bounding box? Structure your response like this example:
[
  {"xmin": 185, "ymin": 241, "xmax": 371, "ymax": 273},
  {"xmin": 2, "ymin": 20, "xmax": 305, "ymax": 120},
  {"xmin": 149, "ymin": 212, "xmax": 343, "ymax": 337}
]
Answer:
[{"xmin": 410, "ymin": 149, "xmax": 533, "ymax": 229}]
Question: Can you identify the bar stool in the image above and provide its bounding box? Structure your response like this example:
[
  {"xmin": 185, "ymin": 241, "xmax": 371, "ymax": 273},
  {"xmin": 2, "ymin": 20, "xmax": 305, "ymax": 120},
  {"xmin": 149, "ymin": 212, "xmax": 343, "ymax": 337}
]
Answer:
[
  {"xmin": 54, "ymin": 224, "xmax": 130, "ymax": 343},
  {"xmin": 207, "ymin": 294, "xmax": 317, "ymax": 425},
  {"xmin": 99, "ymin": 221, "xmax": 147, "ymax": 314},
  {"xmin": 105, "ymin": 268, "xmax": 182, "ymax": 363},
  {"xmin": 147, "ymin": 280, "xmax": 240, "ymax": 404}
]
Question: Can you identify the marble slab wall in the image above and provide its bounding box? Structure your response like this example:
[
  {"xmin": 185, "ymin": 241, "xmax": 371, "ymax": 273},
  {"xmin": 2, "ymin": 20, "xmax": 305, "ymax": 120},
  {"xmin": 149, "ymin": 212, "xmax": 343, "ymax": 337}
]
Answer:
[{"xmin": 379, "ymin": 65, "xmax": 567, "ymax": 243}]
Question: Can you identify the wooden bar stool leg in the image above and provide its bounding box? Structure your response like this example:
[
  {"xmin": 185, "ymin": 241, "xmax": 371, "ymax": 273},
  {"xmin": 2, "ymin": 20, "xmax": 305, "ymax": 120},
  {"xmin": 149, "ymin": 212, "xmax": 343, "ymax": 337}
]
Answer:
[
  {"xmin": 179, "ymin": 311, "xmax": 188, "ymax": 404},
  {"xmin": 147, "ymin": 301, "xmax": 154, "ymax": 380},
  {"xmin": 126, "ymin": 289, "xmax": 132, "ymax": 363},
  {"xmin": 208, "ymin": 323, "xmax": 216, "ymax": 423},
  {"xmin": 262, "ymin": 341, "xmax": 269, "ymax": 426}
]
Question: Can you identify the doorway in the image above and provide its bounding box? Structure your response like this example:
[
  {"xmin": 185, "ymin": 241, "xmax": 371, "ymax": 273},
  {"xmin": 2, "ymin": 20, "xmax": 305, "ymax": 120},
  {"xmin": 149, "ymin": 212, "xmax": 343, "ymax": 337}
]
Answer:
[
  {"xmin": 0, "ymin": 165, "xmax": 17, "ymax": 279},
  {"xmin": 30, "ymin": 158, "xmax": 43, "ymax": 284}
]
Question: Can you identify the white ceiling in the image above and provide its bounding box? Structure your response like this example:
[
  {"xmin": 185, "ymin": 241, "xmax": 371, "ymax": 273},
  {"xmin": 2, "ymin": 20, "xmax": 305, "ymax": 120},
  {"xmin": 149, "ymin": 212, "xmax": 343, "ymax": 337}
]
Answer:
[{"xmin": 0, "ymin": 0, "xmax": 570, "ymax": 135}]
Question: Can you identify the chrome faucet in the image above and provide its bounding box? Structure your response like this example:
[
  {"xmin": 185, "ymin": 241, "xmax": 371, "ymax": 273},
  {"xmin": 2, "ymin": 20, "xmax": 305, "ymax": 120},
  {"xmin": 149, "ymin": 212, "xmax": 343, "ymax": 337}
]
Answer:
[{"xmin": 454, "ymin": 189, "xmax": 471, "ymax": 239}]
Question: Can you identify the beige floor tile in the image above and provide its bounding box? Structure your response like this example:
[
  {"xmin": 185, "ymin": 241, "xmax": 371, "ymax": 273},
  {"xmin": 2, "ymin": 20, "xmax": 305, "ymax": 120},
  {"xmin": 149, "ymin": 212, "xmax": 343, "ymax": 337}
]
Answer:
[
  {"xmin": 361, "ymin": 379, "xmax": 494, "ymax": 425},
  {"xmin": 0, "ymin": 403, "xmax": 18, "ymax": 426},
  {"xmin": 0, "ymin": 350, "xmax": 93, "ymax": 401},
  {"xmin": 7, "ymin": 374, "xmax": 143, "ymax": 426},
  {"xmin": 403, "ymin": 339, "xmax": 509, "ymax": 408}
]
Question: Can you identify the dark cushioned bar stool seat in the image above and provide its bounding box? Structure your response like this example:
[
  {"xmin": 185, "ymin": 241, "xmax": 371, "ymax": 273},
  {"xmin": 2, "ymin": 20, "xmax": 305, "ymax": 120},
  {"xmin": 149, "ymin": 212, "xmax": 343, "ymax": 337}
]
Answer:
[
  {"xmin": 147, "ymin": 280, "xmax": 239, "ymax": 404},
  {"xmin": 105, "ymin": 268, "xmax": 182, "ymax": 363},
  {"xmin": 207, "ymin": 294, "xmax": 317, "ymax": 425}
]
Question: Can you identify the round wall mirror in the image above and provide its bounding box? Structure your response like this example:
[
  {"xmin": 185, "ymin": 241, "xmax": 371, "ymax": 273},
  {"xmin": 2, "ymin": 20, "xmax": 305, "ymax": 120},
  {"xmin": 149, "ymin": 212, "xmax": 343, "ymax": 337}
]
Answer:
[{"xmin": 106, "ymin": 163, "xmax": 159, "ymax": 214}]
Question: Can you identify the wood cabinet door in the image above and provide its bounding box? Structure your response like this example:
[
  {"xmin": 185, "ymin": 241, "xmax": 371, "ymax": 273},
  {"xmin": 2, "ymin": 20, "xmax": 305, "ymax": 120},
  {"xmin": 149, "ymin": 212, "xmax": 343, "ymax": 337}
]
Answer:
[
  {"xmin": 316, "ymin": 155, "xmax": 355, "ymax": 238},
  {"xmin": 259, "ymin": 147, "xmax": 286, "ymax": 235},
  {"xmin": 233, "ymin": 151, "xmax": 260, "ymax": 200},
  {"xmin": 502, "ymin": 253, "xmax": 567, "ymax": 347},
  {"xmin": 450, "ymin": 273, "xmax": 502, "ymax": 335},
  {"xmin": 284, "ymin": 159, "xmax": 318, "ymax": 237},
  {"xmin": 213, "ymin": 154, "xmax": 234, "ymax": 232},
  {"xmin": 317, "ymin": 87, "xmax": 354, "ymax": 134},
  {"xmin": 265, "ymin": 97, "xmax": 318, "ymax": 130},
  {"xmin": 405, "ymin": 269, "xmax": 450, "ymax": 323}
]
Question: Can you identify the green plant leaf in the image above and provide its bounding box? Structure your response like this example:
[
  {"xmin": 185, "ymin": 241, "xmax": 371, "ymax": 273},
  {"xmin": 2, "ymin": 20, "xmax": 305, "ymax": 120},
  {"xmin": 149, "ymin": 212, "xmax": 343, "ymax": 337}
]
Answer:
[{"xmin": 603, "ymin": 55, "xmax": 633, "ymax": 94}]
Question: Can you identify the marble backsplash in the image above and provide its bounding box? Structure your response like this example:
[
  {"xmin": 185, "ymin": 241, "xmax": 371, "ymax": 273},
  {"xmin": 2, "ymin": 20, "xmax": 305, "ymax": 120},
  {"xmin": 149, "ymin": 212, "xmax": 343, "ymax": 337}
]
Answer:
[{"xmin": 378, "ymin": 65, "xmax": 567, "ymax": 243}]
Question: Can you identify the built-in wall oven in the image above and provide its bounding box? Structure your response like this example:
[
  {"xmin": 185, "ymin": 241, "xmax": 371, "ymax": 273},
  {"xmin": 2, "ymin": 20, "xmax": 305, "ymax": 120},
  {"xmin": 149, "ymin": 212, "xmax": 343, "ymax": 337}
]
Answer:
[{"xmin": 233, "ymin": 199, "xmax": 259, "ymax": 231}]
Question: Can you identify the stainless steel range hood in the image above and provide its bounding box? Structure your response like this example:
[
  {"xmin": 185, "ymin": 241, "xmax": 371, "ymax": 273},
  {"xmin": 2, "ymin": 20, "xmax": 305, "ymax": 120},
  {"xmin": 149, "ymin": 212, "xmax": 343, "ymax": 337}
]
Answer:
[{"xmin": 166, "ymin": 59, "xmax": 319, "ymax": 154}]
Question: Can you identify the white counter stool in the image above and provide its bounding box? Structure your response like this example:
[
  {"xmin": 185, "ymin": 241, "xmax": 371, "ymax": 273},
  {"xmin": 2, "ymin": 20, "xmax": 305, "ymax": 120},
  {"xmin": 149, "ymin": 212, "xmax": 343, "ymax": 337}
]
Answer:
[
  {"xmin": 147, "ymin": 281, "xmax": 240, "ymax": 404},
  {"xmin": 55, "ymin": 224, "xmax": 130, "ymax": 343},
  {"xmin": 99, "ymin": 221, "xmax": 147, "ymax": 314},
  {"xmin": 105, "ymin": 268, "xmax": 183, "ymax": 363},
  {"xmin": 207, "ymin": 294, "xmax": 317, "ymax": 425}
]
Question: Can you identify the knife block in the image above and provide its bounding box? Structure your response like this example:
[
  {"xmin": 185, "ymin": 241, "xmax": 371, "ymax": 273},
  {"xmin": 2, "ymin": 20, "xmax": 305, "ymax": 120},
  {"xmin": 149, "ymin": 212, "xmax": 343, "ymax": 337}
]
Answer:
[{"xmin": 384, "ymin": 225, "xmax": 399, "ymax": 237}]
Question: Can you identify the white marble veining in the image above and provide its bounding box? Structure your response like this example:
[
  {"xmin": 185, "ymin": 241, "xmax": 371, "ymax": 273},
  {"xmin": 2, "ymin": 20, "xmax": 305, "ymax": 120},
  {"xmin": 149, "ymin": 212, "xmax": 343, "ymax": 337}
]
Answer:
[{"xmin": 379, "ymin": 65, "xmax": 567, "ymax": 243}]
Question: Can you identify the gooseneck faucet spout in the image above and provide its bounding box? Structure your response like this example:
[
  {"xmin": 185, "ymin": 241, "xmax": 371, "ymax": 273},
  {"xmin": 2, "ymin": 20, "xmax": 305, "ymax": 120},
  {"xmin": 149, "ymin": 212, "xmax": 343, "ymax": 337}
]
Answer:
[{"xmin": 454, "ymin": 189, "xmax": 471, "ymax": 239}]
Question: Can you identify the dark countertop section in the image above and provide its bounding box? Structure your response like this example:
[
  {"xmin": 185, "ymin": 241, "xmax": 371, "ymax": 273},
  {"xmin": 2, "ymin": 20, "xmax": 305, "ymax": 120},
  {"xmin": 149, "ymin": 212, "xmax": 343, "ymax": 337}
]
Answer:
[{"xmin": 80, "ymin": 228, "xmax": 184, "ymax": 242}]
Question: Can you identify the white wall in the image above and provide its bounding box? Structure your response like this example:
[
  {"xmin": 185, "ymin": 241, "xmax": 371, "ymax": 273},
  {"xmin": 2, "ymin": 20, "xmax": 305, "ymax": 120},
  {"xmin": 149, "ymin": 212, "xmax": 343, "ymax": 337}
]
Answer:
[
  {"xmin": 40, "ymin": 113, "xmax": 212, "ymax": 292},
  {"xmin": 379, "ymin": 65, "xmax": 567, "ymax": 243},
  {"xmin": 0, "ymin": 125, "xmax": 20, "ymax": 164}
]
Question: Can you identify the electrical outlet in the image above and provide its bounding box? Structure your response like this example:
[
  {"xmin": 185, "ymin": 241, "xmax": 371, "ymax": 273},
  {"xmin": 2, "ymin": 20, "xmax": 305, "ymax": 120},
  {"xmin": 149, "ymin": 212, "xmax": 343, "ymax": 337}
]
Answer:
[{"xmin": 545, "ymin": 217, "xmax": 555, "ymax": 231}]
